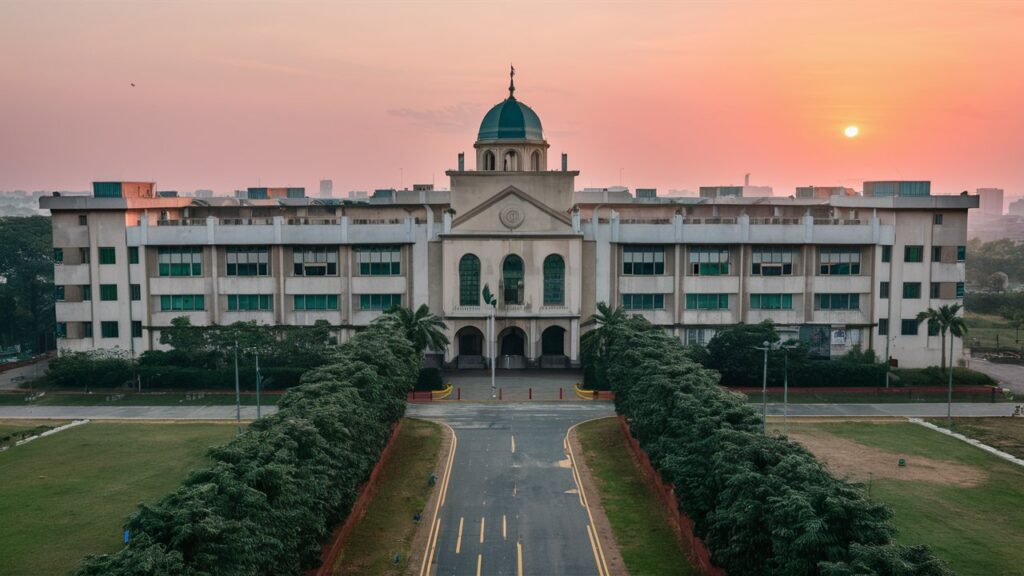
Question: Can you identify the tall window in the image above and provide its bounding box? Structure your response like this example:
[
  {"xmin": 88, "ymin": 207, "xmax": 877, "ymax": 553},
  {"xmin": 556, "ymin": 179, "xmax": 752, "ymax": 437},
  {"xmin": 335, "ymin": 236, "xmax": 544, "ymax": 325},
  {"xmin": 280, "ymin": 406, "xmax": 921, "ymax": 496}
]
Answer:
[
  {"xmin": 881, "ymin": 246, "xmax": 892, "ymax": 263},
  {"xmin": 531, "ymin": 150, "xmax": 541, "ymax": 171},
  {"xmin": 131, "ymin": 321, "xmax": 143, "ymax": 338},
  {"xmin": 99, "ymin": 247, "xmax": 116, "ymax": 264},
  {"xmin": 226, "ymin": 246, "xmax": 269, "ymax": 276},
  {"xmin": 685, "ymin": 293, "xmax": 729, "ymax": 310},
  {"xmin": 54, "ymin": 285, "xmax": 65, "ymax": 301},
  {"xmin": 293, "ymin": 246, "xmax": 337, "ymax": 276},
  {"xmin": 689, "ymin": 247, "xmax": 730, "ymax": 275},
  {"xmin": 294, "ymin": 294, "xmax": 339, "ymax": 310},
  {"xmin": 814, "ymin": 293, "xmax": 860, "ymax": 310},
  {"xmin": 459, "ymin": 254, "xmax": 480, "ymax": 306},
  {"xmin": 228, "ymin": 294, "xmax": 272, "ymax": 311},
  {"xmin": 356, "ymin": 246, "xmax": 401, "ymax": 276},
  {"xmin": 503, "ymin": 150, "xmax": 518, "ymax": 171},
  {"xmin": 878, "ymin": 319, "xmax": 889, "ymax": 336},
  {"xmin": 158, "ymin": 247, "xmax": 202, "ymax": 276},
  {"xmin": 82, "ymin": 322, "xmax": 93, "ymax": 338},
  {"xmin": 129, "ymin": 247, "xmax": 139, "ymax": 264},
  {"xmin": 54, "ymin": 248, "xmax": 63, "ymax": 263},
  {"xmin": 818, "ymin": 247, "xmax": 861, "ymax": 275},
  {"xmin": 623, "ymin": 246, "xmax": 665, "ymax": 275},
  {"xmin": 956, "ymin": 245, "xmax": 966, "ymax": 262},
  {"xmin": 160, "ymin": 294, "xmax": 205, "ymax": 311},
  {"xmin": 880, "ymin": 281, "xmax": 890, "ymax": 299},
  {"xmin": 483, "ymin": 150, "xmax": 496, "ymax": 171},
  {"xmin": 751, "ymin": 247, "xmax": 793, "ymax": 275},
  {"xmin": 621, "ymin": 293, "xmax": 665, "ymax": 310},
  {"xmin": 130, "ymin": 284, "xmax": 141, "ymax": 301},
  {"xmin": 360, "ymin": 294, "xmax": 402, "ymax": 311},
  {"xmin": 543, "ymin": 255, "xmax": 565, "ymax": 306},
  {"xmin": 82, "ymin": 285, "xmax": 92, "ymax": 301},
  {"xmin": 750, "ymin": 293, "xmax": 793, "ymax": 310},
  {"xmin": 503, "ymin": 255, "xmax": 524, "ymax": 305}
]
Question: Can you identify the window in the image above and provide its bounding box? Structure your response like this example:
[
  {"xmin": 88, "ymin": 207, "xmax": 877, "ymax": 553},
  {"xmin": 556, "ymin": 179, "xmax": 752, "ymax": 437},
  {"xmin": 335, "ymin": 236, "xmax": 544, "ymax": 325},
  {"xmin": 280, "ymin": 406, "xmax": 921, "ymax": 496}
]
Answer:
[
  {"xmin": 78, "ymin": 214, "xmax": 88, "ymax": 226},
  {"xmin": 359, "ymin": 294, "xmax": 401, "ymax": 311},
  {"xmin": 54, "ymin": 248, "xmax": 63, "ymax": 263},
  {"xmin": 158, "ymin": 247, "xmax": 202, "ymax": 276},
  {"xmin": 880, "ymin": 281, "xmax": 890, "ymax": 299},
  {"xmin": 903, "ymin": 282, "xmax": 921, "ymax": 299},
  {"xmin": 56, "ymin": 322, "xmax": 67, "ymax": 339},
  {"xmin": 685, "ymin": 293, "xmax": 729, "ymax": 310},
  {"xmin": 531, "ymin": 150, "xmax": 541, "ymax": 171},
  {"xmin": 130, "ymin": 284, "xmax": 141, "ymax": 301},
  {"xmin": 543, "ymin": 255, "xmax": 565, "ymax": 305},
  {"xmin": 930, "ymin": 282, "xmax": 941, "ymax": 298},
  {"xmin": 750, "ymin": 293, "xmax": 793, "ymax": 310},
  {"xmin": 459, "ymin": 254, "xmax": 480, "ymax": 306},
  {"xmin": 99, "ymin": 247, "xmax": 116, "ymax": 264},
  {"xmin": 751, "ymin": 247, "xmax": 793, "ymax": 275},
  {"xmin": 621, "ymin": 293, "xmax": 665, "ymax": 310},
  {"xmin": 931, "ymin": 246, "xmax": 943, "ymax": 262},
  {"xmin": 293, "ymin": 246, "xmax": 338, "ymax": 276},
  {"xmin": 101, "ymin": 321, "xmax": 119, "ymax": 338},
  {"xmin": 82, "ymin": 285, "xmax": 92, "ymax": 301},
  {"xmin": 878, "ymin": 319, "xmax": 889, "ymax": 336},
  {"xmin": 689, "ymin": 247, "xmax": 730, "ymax": 275},
  {"xmin": 623, "ymin": 246, "xmax": 665, "ymax": 275},
  {"xmin": 159, "ymin": 294, "xmax": 206, "ymax": 311},
  {"xmin": 934, "ymin": 214, "xmax": 944, "ymax": 225},
  {"xmin": 901, "ymin": 319, "xmax": 919, "ymax": 335},
  {"xmin": 83, "ymin": 322, "xmax": 93, "ymax": 338},
  {"xmin": 99, "ymin": 284, "xmax": 118, "ymax": 301},
  {"xmin": 226, "ymin": 246, "xmax": 269, "ymax": 276},
  {"xmin": 54, "ymin": 285, "xmax": 65, "ymax": 301},
  {"xmin": 356, "ymin": 246, "xmax": 401, "ymax": 276},
  {"xmin": 819, "ymin": 247, "xmax": 861, "ymax": 275},
  {"xmin": 956, "ymin": 245, "xmax": 966, "ymax": 262},
  {"xmin": 814, "ymin": 293, "xmax": 860, "ymax": 310},
  {"xmin": 294, "ymin": 294, "xmax": 339, "ymax": 310},
  {"xmin": 503, "ymin": 255, "xmax": 524, "ymax": 305},
  {"xmin": 956, "ymin": 282, "xmax": 965, "ymax": 299},
  {"xmin": 129, "ymin": 247, "xmax": 139, "ymax": 264},
  {"xmin": 484, "ymin": 150, "xmax": 496, "ymax": 171},
  {"xmin": 131, "ymin": 321, "xmax": 143, "ymax": 338},
  {"xmin": 927, "ymin": 319, "xmax": 940, "ymax": 336},
  {"xmin": 80, "ymin": 248, "xmax": 90, "ymax": 264},
  {"xmin": 904, "ymin": 245, "xmax": 924, "ymax": 262},
  {"xmin": 228, "ymin": 294, "xmax": 272, "ymax": 311},
  {"xmin": 881, "ymin": 246, "xmax": 891, "ymax": 263}
]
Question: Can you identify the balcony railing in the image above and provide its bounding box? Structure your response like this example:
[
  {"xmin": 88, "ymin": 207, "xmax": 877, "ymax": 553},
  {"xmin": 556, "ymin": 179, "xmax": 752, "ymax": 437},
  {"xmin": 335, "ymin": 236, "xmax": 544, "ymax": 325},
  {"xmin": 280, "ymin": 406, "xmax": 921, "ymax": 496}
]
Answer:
[{"xmin": 156, "ymin": 219, "xmax": 206, "ymax": 226}]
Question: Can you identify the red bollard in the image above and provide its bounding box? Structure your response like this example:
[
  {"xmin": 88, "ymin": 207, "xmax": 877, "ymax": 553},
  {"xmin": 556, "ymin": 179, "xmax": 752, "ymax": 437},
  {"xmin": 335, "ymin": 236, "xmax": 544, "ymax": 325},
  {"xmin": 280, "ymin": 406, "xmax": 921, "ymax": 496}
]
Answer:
[
  {"xmin": 559, "ymin": 387, "xmax": 563, "ymax": 400},
  {"xmin": 457, "ymin": 387, "xmax": 461, "ymax": 401},
  {"xmin": 529, "ymin": 387, "xmax": 532, "ymax": 400}
]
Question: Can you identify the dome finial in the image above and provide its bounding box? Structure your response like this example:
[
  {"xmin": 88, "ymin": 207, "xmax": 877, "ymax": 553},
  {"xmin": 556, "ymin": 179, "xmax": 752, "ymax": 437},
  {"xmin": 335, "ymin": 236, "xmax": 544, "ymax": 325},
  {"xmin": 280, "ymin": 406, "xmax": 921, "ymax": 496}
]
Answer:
[{"xmin": 509, "ymin": 64, "xmax": 515, "ymax": 98}]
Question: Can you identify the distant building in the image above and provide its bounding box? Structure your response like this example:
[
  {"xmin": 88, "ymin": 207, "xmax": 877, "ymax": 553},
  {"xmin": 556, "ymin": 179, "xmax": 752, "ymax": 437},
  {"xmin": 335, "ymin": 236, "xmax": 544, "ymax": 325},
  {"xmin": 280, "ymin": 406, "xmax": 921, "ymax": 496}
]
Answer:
[
  {"xmin": 1009, "ymin": 198, "xmax": 1024, "ymax": 216},
  {"xmin": 796, "ymin": 186, "xmax": 858, "ymax": 199},
  {"xmin": 977, "ymin": 188, "xmax": 1004, "ymax": 215},
  {"xmin": 699, "ymin": 186, "xmax": 743, "ymax": 198},
  {"xmin": 863, "ymin": 181, "xmax": 931, "ymax": 197},
  {"xmin": 193, "ymin": 189, "xmax": 214, "ymax": 199},
  {"xmin": 319, "ymin": 179, "xmax": 333, "ymax": 198},
  {"xmin": 236, "ymin": 187, "xmax": 305, "ymax": 200},
  {"xmin": 347, "ymin": 190, "xmax": 369, "ymax": 200}
]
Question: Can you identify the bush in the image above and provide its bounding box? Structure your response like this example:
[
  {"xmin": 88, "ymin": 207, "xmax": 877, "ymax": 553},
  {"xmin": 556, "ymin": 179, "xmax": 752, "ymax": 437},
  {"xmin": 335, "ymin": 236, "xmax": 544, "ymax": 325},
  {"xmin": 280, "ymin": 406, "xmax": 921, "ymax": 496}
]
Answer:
[
  {"xmin": 788, "ymin": 360, "xmax": 889, "ymax": 388},
  {"xmin": 594, "ymin": 313, "xmax": 950, "ymax": 575},
  {"xmin": 892, "ymin": 367, "xmax": 996, "ymax": 388},
  {"xmin": 46, "ymin": 351, "xmax": 134, "ymax": 389},
  {"xmin": 965, "ymin": 292, "xmax": 1024, "ymax": 315},
  {"xmin": 73, "ymin": 323, "xmax": 419, "ymax": 576},
  {"xmin": 415, "ymin": 367, "xmax": 445, "ymax": 391}
]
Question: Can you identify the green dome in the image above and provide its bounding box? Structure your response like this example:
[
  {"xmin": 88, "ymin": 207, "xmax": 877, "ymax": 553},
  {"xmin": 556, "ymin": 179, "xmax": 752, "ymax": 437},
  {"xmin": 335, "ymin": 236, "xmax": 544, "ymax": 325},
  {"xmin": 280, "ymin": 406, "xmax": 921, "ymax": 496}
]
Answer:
[{"xmin": 477, "ymin": 96, "xmax": 544, "ymax": 141}]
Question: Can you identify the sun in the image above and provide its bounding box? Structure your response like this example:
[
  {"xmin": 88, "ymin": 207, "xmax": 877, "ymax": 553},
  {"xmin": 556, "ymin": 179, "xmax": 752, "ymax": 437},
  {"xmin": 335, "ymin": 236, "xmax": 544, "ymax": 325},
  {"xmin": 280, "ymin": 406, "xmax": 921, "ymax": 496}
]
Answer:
[{"xmin": 844, "ymin": 125, "xmax": 859, "ymax": 138}]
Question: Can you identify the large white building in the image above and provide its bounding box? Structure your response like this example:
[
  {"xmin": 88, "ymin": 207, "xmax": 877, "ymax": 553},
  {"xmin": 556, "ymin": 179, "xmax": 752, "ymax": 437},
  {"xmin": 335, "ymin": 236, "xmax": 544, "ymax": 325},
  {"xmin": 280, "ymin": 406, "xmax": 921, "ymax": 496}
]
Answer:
[{"xmin": 42, "ymin": 77, "xmax": 977, "ymax": 369}]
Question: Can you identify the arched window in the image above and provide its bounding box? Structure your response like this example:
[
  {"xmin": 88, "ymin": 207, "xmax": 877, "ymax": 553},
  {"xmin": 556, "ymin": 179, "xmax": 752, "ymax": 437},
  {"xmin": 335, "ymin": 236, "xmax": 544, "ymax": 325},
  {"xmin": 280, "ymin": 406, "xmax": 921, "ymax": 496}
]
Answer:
[
  {"xmin": 503, "ymin": 150, "xmax": 518, "ymax": 171},
  {"xmin": 483, "ymin": 150, "xmax": 496, "ymax": 171},
  {"xmin": 502, "ymin": 254, "xmax": 524, "ymax": 305},
  {"xmin": 543, "ymin": 254, "xmax": 565, "ymax": 305},
  {"xmin": 459, "ymin": 254, "xmax": 480, "ymax": 306},
  {"xmin": 531, "ymin": 150, "xmax": 541, "ymax": 171}
]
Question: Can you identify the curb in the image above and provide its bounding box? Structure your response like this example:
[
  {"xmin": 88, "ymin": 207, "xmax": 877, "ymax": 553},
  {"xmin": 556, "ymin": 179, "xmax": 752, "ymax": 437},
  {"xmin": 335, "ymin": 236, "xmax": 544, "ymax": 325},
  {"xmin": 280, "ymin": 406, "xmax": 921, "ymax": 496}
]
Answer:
[{"xmin": 908, "ymin": 418, "xmax": 1024, "ymax": 468}]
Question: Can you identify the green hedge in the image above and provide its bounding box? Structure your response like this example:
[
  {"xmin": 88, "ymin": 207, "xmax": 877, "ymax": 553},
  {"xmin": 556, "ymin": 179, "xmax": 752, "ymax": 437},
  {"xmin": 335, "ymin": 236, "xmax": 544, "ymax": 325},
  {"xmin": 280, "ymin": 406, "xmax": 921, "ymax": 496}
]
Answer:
[
  {"xmin": 787, "ymin": 360, "xmax": 889, "ymax": 388},
  {"xmin": 891, "ymin": 367, "xmax": 996, "ymax": 388},
  {"xmin": 964, "ymin": 292, "xmax": 1024, "ymax": 315},
  {"xmin": 73, "ymin": 323, "xmax": 419, "ymax": 576},
  {"xmin": 415, "ymin": 367, "xmax": 445, "ymax": 391},
  {"xmin": 597, "ymin": 315, "xmax": 950, "ymax": 576}
]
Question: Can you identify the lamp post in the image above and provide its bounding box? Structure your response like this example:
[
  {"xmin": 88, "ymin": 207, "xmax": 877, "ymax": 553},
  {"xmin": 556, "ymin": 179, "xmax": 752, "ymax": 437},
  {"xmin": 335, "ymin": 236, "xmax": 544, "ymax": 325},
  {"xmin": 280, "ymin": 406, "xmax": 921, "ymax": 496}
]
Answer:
[
  {"xmin": 781, "ymin": 343, "xmax": 798, "ymax": 435},
  {"xmin": 483, "ymin": 284, "xmax": 498, "ymax": 398},
  {"xmin": 233, "ymin": 339, "xmax": 241, "ymax": 435},
  {"xmin": 754, "ymin": 340, "xmax": 771, "ymax": 433},
  {"xmin": 254, "ymin": 348, "xmax": 262, "ymax": 420}
]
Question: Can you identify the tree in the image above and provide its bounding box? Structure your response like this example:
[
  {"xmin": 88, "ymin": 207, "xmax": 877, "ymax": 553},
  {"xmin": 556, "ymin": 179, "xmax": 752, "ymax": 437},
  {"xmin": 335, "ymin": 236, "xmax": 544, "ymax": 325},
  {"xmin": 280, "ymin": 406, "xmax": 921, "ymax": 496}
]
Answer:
[
  {"xmin": 375, "ymin": 304, "xmax": 449, "ymax": 354},
  {"xmin": 0, "ymin": 216, "xmax": 54, "ymax": 353},
  {"xmin": 915, "ymin": 304, "xmax": 968, "ymax": 371},
  {"xmin": 580, "ymin": 302, "xmax": 627, "ymax": 389}
]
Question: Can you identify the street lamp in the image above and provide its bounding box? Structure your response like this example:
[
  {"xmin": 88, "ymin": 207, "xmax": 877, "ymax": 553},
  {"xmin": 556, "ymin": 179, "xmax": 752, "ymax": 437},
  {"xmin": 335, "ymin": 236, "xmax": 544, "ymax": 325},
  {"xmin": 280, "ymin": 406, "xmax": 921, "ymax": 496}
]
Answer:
[
  {"xmin": 482, "ymin": 284, "xmax": 498, "ymax": 398},
  {"xmin": 753, "ymin": 340, "xmax": 771, "ymax": 433},
  {"xmin": 780, "ymin": 343, "xmax": 798, "ymax": 435}
]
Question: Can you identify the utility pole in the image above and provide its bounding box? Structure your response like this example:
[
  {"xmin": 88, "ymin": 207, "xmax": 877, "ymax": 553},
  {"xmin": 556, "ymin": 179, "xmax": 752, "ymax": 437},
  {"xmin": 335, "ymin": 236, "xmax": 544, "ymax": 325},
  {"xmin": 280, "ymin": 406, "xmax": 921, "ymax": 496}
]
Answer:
[
  {"xmin": 234, "ymin": 339, "xmax": 241, "ymax": 435},
  {"xmin": 254, "ymin": 348, "xmax": 262, "ymax": 420},
  {"xmin": 754, "ymin": 340, "xmax": 771, "ymax": 433}
]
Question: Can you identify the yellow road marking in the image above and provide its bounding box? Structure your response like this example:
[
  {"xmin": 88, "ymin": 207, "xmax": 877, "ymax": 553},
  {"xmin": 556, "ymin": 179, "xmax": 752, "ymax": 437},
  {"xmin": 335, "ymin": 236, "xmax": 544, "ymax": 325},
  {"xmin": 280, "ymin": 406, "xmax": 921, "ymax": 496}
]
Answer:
[
  {"xmin": 567, "ymin": 419, "xmax": 612, "ymax": 576},
  {"xmin": 419, "ymin": 422, "xmax": 458, "ymax": 576},
  {"xmin": 455, "ymin": 517, "xmax": 464, "ymax": 554},
  {"xmin": 476, "ymin": 553, "xmax": 483, "ymax": 576},
  {"xmin": 586, "ymin": 524, "xmax": 604, "ymax": 576},
  {"xmin": 479, "ymin": 516, "xmax": 486, "ymax": 543},
  {"xmin": 512, "ymin": 434, "xmax": 516, "ymax": 453},
  {"xmin": 502, "ymin": 514, "xmax": 507, "ymax": 540},
  {"xmin": 517, "ymin": 541, "xmax": 524, "ymax": 576}
]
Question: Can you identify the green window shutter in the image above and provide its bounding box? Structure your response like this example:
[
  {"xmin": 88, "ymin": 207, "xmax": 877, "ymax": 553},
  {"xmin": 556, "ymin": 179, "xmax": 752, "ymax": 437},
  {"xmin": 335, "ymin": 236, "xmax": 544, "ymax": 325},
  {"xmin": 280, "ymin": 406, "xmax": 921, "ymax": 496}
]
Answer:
[
  {"xmin": 459, "ymin": 254, "xmax": 481, "ymax": 306},
  {"xmin": 82, "ymin": 285, "xmax": 92, "ymax": 301},
  {"xmin": 881, "ymin": 246, "xmax": 891, "ymax": 262},
  {"xmin": 54, "ymin": 248, "xmax": 64, "ymax": 263},
  {"xmin": 99, "ymin": 247, "xmax": 116, "ymax": 264},
  {"xmin": 100, "ymin": 284, "xmax": 118, "ymax": 301},
  {"xmin": 129, "ymin": 247, "xmax": 139, "ymax": 264}
]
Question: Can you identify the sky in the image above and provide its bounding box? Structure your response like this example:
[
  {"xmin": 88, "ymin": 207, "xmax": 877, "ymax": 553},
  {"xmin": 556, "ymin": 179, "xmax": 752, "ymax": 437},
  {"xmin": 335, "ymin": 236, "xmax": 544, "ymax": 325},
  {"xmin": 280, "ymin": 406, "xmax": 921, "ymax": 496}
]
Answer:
[{"xmin": 1, "ymin": 0, "xmax": 1022, "ymax": 201}]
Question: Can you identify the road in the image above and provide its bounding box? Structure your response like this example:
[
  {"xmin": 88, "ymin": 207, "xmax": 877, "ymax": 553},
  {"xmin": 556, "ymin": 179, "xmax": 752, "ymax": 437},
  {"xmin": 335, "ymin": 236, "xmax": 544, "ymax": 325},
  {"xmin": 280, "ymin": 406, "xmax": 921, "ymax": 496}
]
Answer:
[
  {"xmin": 408, "ymin": 402, "xmax": 615, "ymax": 576},
  {"xmin": 969, "ymin": 357, "xmax": 1024, "ymax": 396},
  {"xmin": 0, "ymin": 356, "xmax": 51, "ymax": 390}
]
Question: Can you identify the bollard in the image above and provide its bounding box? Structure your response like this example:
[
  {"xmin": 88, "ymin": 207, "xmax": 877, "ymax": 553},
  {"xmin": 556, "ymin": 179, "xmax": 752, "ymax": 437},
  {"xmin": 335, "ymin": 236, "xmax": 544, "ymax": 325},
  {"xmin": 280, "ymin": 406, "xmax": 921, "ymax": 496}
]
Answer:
[
  {"xmin": 529, "ymin": 387, "xmax": 532, "ymax": 400},
  {"xmin": 559, "ymin": 387, "xmax": 563, "ymax": 400},
  {"xmin": 457, "ymin": 387, "xmax": 461, "ymax": 401},
  {"xmin": 499, "ymin": 388, "xmax": 503, "ymax": 400}
]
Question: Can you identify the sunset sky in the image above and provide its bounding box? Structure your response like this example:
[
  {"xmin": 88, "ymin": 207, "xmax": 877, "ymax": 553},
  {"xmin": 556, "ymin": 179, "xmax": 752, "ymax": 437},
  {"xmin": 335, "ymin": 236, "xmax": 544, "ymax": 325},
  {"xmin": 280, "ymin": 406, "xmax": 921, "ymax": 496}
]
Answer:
[{"xmin": 1, "ymin": 1, "xmax": 1022, "ymax": 201}]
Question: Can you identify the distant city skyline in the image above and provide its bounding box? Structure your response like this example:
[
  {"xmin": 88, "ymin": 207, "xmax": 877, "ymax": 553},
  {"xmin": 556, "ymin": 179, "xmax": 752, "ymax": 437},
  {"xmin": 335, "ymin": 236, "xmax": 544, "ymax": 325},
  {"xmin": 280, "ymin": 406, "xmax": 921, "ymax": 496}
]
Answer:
[{"xmin": 1, "ymin": 1, "xmax": 1022, "ymax": 197}]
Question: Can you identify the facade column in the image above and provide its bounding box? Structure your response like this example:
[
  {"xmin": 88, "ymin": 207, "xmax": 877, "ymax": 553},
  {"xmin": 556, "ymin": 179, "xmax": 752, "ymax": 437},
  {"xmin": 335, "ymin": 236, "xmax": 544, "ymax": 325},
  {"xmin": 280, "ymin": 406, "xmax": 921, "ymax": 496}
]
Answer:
[
  {"xmin": 529, "ymin": 318, "xmax": 538, "ymax": 362},
  {"xmin": 570, "ymin": 318, "xmax": 579, "ymax": 362}
]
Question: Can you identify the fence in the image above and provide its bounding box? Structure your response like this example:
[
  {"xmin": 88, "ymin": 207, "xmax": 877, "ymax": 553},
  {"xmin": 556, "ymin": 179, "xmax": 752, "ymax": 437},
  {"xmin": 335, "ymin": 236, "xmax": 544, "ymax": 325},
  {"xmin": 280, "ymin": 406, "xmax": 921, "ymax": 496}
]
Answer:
[
  {"xmin": 618, "ymin": 416, "xmax": 725, "ymax": 576},
  {"xmin": 731, "ymin": 385, "xmax": 999, "ymax": 401}
]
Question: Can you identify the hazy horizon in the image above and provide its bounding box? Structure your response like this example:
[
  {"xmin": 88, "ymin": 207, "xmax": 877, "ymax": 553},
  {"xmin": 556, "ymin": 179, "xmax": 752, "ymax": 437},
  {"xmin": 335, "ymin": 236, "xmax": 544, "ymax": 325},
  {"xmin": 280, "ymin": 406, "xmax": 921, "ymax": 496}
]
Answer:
[{"xmin": 2, "ymin": 1, "xmax": 1022, "ymax": 198}]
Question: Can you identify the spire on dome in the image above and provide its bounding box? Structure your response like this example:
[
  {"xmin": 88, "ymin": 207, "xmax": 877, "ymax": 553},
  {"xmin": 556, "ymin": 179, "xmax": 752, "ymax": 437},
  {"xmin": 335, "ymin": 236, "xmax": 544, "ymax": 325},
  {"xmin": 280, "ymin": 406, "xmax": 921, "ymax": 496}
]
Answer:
[{"xmin": 509, "ymin": 64, "xmax": 515, "ymax": 98}]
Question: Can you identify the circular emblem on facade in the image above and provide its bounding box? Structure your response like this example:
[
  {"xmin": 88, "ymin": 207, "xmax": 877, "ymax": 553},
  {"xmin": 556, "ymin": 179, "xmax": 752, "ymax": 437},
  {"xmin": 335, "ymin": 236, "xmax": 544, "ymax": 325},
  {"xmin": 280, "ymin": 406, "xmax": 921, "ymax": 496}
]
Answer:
[{"xmin": 499, "ymin": 206, "xmax": 525, "ymax": 229}]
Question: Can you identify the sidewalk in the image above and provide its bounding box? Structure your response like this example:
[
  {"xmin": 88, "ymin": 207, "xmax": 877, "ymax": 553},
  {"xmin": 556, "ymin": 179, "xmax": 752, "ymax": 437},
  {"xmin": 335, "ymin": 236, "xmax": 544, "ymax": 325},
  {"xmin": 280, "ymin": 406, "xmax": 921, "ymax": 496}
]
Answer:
[{"xmin": 0, "ymin": 405, "xmax": 279, "ymax": 420}]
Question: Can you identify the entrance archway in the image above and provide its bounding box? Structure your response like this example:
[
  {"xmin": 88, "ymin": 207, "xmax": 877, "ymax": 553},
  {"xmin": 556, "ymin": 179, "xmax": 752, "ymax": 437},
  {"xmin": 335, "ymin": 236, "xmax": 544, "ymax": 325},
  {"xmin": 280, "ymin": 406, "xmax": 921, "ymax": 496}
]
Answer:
[
  {"xmin": 540, "ymin": 326, "xmax": 567, "ymax": 368},
  {"xmin": 455, "ymin": 326, "xmax": 485, "ymax": 369},
  {"xmin": 499, "ymin": 327, "xmax": 527, "ymax": 369}
]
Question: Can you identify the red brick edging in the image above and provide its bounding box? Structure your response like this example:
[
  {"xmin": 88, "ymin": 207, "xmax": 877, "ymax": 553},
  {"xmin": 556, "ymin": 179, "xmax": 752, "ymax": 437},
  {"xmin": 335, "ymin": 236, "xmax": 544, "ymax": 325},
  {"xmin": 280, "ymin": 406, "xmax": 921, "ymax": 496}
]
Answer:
[
  {"xmin": 308, "ymin": 420, "xmax": 405, "ymax": 576},
  {"xmin": 617, "ymin": 416, "xmax": 725, "ymax": 576}
]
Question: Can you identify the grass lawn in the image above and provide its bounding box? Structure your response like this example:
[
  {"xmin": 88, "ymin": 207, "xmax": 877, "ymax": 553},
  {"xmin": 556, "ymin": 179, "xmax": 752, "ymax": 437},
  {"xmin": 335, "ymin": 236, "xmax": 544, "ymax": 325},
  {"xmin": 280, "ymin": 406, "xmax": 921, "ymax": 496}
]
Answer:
[
  {"xmin": 576, "ymin": 418, "xmax": 697, "ymax": 576},
  {"xmin": 925, "ymin": 417, "xmax": 1024, "ymax": 460},
  {"xmin": 0, "ymin": 391, "xmax": 284, "ymax": 407},
  {"xmin": 782, "ymin": 421, "xmax": 1024, "ymax": 576},
  {"xmin": 965, "ymin": 312, "xmax": 1024, "ymax": 350},
  {"xmin": 0, "ymin": 420, "xmax": 235, "ymax": 576},
  {"xmin": 0, "ymin": 420, "xmax": 68, "ymax": 450},
  {"xmin": 332, "ymin": 418, "xmax": 443, "ymax": 576}
]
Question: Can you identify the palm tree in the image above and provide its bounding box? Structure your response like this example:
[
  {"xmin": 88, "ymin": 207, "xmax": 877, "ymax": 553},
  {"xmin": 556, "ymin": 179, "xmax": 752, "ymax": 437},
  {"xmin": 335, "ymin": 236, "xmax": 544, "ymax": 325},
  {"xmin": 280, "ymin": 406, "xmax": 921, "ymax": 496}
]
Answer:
[
  {"xmin": 916, "ymin": 308, "xmax": 947, "ymax": 370},
  {"xmin": 916, "ymin": 304, "xmax": 967, "ymax": 371},
  {"xmin": 946, "ymin": 304, "xmax": 968, "ymax": 371},
  {"xmin": 376, "ymin": 304, "xmax": 449, "ymax": 354}
]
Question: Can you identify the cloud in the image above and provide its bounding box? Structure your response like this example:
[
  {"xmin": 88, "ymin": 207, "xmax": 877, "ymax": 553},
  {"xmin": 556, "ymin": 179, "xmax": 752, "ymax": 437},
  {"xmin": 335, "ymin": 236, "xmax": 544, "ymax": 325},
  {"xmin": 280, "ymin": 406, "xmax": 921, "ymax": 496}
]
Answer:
[{"xmin": 387, "ymin": 102, "xmax": 483, "ymax": 133}]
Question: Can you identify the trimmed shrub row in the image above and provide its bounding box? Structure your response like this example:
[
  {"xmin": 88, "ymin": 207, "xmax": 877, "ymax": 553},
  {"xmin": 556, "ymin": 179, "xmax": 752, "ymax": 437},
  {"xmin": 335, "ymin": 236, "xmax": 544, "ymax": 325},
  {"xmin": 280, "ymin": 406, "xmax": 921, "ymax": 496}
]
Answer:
[
  {"xmin": 598, "ymin": 315, "xmax": 951, "ymax": 576},
  {"xmin": 73, "ymin": 323, "xmax": 419, "ymax": 576}
]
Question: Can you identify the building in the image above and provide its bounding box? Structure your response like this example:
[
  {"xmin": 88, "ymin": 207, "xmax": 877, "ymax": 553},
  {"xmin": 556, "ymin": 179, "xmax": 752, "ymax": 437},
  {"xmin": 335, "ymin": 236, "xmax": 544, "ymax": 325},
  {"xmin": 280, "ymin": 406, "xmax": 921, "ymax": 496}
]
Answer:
[
  {"xmin": 319, "ymin": 179, "xmax": 333, "ymax": 198},
  {"xmin": 1010, "ymin": 198, "xmax": 1024, "ymax": 216},
  {"xmin": 795, "ymin": 186, "xmax": 858, "ymax": 199},
  {"xmin": 977, "ymin": 187, "xmax": 1004, "ymax": 215},
  {"xmin": 41, "ymin": 75, "xmax": 978, "ymax": 369}
]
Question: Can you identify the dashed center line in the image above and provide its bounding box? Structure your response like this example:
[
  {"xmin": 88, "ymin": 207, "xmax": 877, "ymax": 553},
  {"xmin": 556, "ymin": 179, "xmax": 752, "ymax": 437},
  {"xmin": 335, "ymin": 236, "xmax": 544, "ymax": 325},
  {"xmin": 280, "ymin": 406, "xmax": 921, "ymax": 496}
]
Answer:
[
  {"xmin": 476, "ymin": 553, "xmax": 483, "ymax": 576},
  {"xmin": 479, "ymin": 516, "xmax": 486, "ymax": 543},
  {"xmin": 511, "ymin": 434, "xmax": 516, "ymax": 453},
  {"xmin": 455, "ymin": 516, "xmax": 464, "ymax": 554}
]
